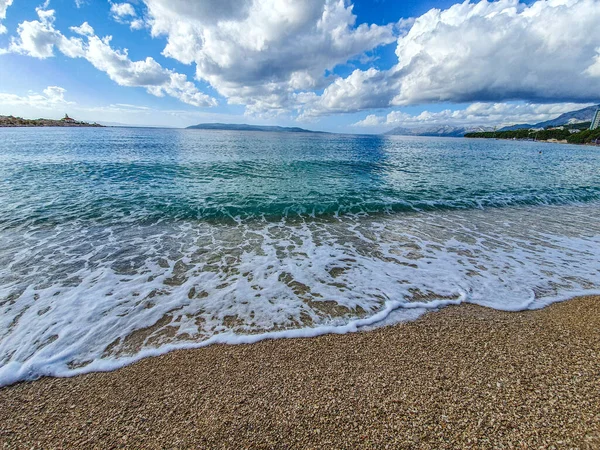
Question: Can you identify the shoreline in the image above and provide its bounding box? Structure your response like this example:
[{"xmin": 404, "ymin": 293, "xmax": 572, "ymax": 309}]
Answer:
[
  {"xmin": 0, "ymin": 115, "xmax": 103, "ymax": 128},
  {"xmin": 1, "ymin": 296, "xmax": 599, "ymax": 448},
  {"xmin": 465, "ymin": 136, "xmax": 600, "ymax": 147},
  {"xmin": 0, "ymin": 123, "xmax": 103, "ymax": 128}
]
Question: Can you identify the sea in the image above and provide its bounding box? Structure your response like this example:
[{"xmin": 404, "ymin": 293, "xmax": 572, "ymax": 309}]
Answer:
[{"xmin": 1, "ymin": 127, "xmax": 600, "ymax": 386}]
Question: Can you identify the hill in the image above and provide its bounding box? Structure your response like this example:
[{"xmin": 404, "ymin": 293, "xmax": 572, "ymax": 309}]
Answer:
[
  {"xmin": 186, "ymin": 123, "xmax": 322, "ymax": 133},
  {"xmin": 384, "ymin": 125, "xmax": 493, "ymax": 137},
  {"xmin": 499, "ymin": 105, "xmax": 599, "ymax": 131}
]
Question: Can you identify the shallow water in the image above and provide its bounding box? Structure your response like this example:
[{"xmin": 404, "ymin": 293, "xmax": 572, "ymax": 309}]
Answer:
[{"xmin": 1, "ymin": 128, "xmax": 600, "ymax": 385}]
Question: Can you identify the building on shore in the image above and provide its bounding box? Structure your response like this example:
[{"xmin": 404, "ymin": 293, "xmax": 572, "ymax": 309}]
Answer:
[
  {"xmin": 61, "ymin": 114, "xmax": 76, "ymax": 124},
  {"xmin": 590, "ymin": 109, "xmax": 600, "ymax": 130}
]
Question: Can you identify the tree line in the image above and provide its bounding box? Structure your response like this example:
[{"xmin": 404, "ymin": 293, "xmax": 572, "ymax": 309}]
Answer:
[{"xmin": 465, "ymin": 122, "xmax": 600, "ymax": 144}]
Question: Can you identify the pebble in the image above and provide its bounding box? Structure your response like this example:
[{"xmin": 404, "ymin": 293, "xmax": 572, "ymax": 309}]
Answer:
[{"xmin": 1, "ymin": 296, "xmax": 599, "ymax": 448}]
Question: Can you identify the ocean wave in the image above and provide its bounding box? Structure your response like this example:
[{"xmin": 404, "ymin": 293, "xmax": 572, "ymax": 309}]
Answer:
[
  {"xmin": 2, "ymin": 202, "xmax": 600, "ymax": 386},
  {"xmin": 2, "ymin": 187, "xmax": 600, "ymax": 229}
]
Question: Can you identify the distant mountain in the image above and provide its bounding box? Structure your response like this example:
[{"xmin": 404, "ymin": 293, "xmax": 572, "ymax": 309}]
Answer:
[
  {"xmin": 187, "ymin": 123, "xmax": 322, "ymax": 133},
  {"xmin": 383, "ymin": 104, "xmax": 600, "ymax": 137},
  {"xmin": 497, "ymin": 123, "xmax": 536, "ymax": 131},
  {"xmin": 96, "ymin": 121, "xmax": 175, "ymax": 128},
  {"xmin": 384, "ymin": 125, "xmax": 493, "ymax": 137},
  {"xmin": 499, "ymin": 104, "xmax": 599, "ymax": 131}
]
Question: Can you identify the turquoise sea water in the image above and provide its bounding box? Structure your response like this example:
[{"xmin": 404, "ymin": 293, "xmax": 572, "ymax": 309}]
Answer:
[{"xmin": 1, "ymin": 127, "xmax": 600, "ymax": 385}]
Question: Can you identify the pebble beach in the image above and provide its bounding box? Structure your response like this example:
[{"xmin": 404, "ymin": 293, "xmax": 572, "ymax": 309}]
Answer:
[{"xmin": 1, "ymin": 296, "xmax": 599, "ymax": 449}]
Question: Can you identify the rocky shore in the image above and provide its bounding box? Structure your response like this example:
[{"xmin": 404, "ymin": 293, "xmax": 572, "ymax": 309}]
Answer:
[{"xmin": 0, "ymin": 115, "xmax": 103, "ymax": 127}]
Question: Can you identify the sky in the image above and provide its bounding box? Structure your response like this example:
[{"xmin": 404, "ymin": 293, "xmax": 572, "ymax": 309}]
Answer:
[{"xmin": 1, "ymin": 0, "xmax": 600, "ymax": 132}]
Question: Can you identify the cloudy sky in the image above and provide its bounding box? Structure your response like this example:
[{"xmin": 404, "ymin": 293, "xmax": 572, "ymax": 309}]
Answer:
[{"xmin": 0, "ymin": 0, "xmax": 599, "ymax": 132}]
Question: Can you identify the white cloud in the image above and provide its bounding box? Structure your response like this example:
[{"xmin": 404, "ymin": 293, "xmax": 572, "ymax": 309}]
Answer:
[
  {"xmin": 129, "ymin": 18, "xmax": 145, "ymax": 30},
  {"xmin": 143, "ymin": 0, "xmax": 396, "ymax": 114},
  {"xmin": 353, "ymin": 113, "xmax": 382, "ymax": 127},
  {"xmin": 110, "ymin": 2, "xmax": 143, "ymax": 29},
  {"xmin": 9, "ymin": 11, "xmax": 217, "ymax": 107},
  {"xmin": 110, "ymin": 3, "xmax": 136, "ymax": 19},
  {"xmin": 9, "ymin": 8, "xmax": 86, "ymax": 58},
  {"xmin": 0, "ymin": 85, "xmax": 73, "ymax": 109},
  {"xmin": 0, "ymin": 86, "xmax": 284, "ymax": 128},
  {"xmin": 7, "ymin": 0, "xmax": 600, "ymax": 125},
  {"xmin": 301, "ymin": 0, "xmax": 600, "ymax": 117},
  {"xmin": 0, "ymin": 0, "xmax": 13, "ymax": 34},
  {"xmin": 296, "ymin": 67, "xmax": 398, "ymax": 118},
  {"xmin": 584, "ymin": 47, "xmax": 600, "ymax": 77},
  {"xmin": 42, "ymin": 86, "xmax": 69, "ymax": 103},
  {"xmin": 391, "ymin": 0, "xmax": 600, "ymax": 106},
  {"xmin": 353, "ymin": 102, "xmax": 595, "ymax": 129},
  {"xmin": 70, "ymin": 22, "xmax": 94, "ymax": 36}
]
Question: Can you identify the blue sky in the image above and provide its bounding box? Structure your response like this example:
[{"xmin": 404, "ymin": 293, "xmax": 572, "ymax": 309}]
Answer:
[{"xmin": 1, "ymin": 0, "xmax": 599, "ymax": 132}]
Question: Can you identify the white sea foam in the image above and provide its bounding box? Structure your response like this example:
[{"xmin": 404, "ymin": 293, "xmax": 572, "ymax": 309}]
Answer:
[{"xmin": 1, "ymin": 203, "xmax": 600, "ymax": 387}]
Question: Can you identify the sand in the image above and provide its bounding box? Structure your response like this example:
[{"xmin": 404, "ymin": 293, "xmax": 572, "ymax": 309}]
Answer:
[{"xmin": 1, "ymin": 296, "xmax": 599, "ymax": 449}]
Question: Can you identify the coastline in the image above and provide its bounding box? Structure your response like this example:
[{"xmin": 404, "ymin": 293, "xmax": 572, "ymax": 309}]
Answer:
[
  {"xmin": 0, "ymin": 115, "xmax": 103, "ymax": 127},
  {"xmin": 465, "ymin": 137, "xmax": 596, "ymax": 146},
  {"xmin": 1, "ymin": 296, "xmax": 599, "ymax": 448}
]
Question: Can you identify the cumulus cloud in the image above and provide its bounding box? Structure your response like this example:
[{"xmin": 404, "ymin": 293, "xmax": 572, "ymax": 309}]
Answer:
[
  {"xmin": 8, "ymin": 0, "xmax": 600, "ymax": 123},
  {"xmin": 0, "ymin": 86, "xmax": 243, "ymax": 127},
  {"xmin": 0, "ymin": 0, "xmax": 13, "ymax": 34},
  {"xmin": 296, "ymin": 67, "xmax": 400, "ymax": 118},
  {"xmin": 129, "ymin": 18, "xmax": 145, "ymax": 30},
  {"xmin": 8, "ymin": 8, "xmax": 86, "ymax": 58},
  {"xmin": 9, "ymin": 11, "xmax": 216, "ymax": 107},
  {"xmin": 0, "ymin": 85, "xmax": 74, "ymax": 109},
  {"xmin": 42, "ymin": 86, "xmax": 70, "ymax": 103},
  {"xmin": 353, "ymin": 102, "xmax": 595, "ymax": 129},
  {"xmin": 302, "ymin": 0, "xmax": 600, "ymax": 117},
  {"xmin": 143, "ymin": 0, "xmax": 396, "ymax": 114},
  {"xmin": 110, "ymin": 2, "xmax": 144, "ymax": 29},
  {"xmin": 392, "ymin": 0, "xmax": 600, "ymax": 105},
  {"xmin": 110, "ymin": 3, "xmax": 136, "ymax": 19},
  {"xmin": 584, "ymin": 48, "xmax": 600, "ymax": 77},
  {"xmin": 70, "ymin": 22, "xmax": 94, "ymax": 37}
]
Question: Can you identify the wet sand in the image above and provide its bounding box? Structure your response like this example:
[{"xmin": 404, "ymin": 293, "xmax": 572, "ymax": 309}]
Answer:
[{"xmin": 1, "ymin": 296, "xmax": 599, "ymax": 449}]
